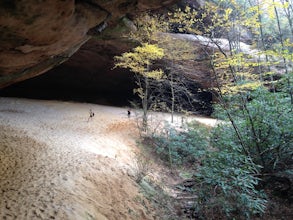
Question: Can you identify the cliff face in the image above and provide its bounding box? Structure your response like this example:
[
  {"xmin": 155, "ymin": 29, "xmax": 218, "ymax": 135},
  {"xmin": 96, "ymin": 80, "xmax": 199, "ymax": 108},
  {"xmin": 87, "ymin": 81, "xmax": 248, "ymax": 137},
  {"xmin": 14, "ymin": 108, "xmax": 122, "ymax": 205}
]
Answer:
[{"xmin": 0, "ymin": 0, "xmax": 177, "ymax": 88}]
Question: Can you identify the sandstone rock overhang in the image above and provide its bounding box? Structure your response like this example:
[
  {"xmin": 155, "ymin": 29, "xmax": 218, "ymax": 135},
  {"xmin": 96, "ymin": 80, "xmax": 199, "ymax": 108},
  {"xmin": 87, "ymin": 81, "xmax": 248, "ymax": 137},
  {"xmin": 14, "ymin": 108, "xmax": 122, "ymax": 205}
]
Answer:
[{"xmin": 0, "ymin": 0, "xmax": 178, "ymax": 88}]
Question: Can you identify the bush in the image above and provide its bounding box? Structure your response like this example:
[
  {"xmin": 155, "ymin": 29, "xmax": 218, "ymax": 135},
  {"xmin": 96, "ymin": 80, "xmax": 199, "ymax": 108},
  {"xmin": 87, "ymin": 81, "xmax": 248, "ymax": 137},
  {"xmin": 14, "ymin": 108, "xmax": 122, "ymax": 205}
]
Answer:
[
  {"xmin": 151, "ymin": 121, "xmax": 267, "ymax": 219},
  {"xmin": 153, "ymin": 122, "xmax": 210, "ymax": 166},
  {"xmin": 213, "ymin": 87, "xmax": 293, "ymax": 173},
  {"xmin": 200, "ymin": 86, "xmax": 292, "ymax": 218},
  {"xmin": 147, "ymin": 86, "xmax": 292, "ymax": 219},
  {"xmin": 197, "ymin": 125, "xmax": 267, "ymax": 219}
]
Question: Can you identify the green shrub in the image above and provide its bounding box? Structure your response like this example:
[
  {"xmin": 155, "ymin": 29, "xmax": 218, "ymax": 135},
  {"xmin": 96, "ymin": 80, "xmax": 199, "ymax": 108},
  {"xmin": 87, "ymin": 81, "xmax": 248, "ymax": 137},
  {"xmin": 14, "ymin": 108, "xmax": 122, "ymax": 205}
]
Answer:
[
  {"xmin": 153, "ymin": 122, "xmax": 210, "ymax": 166},
  {"xmin": 196, "ymin": 128, "xmax": 267, "ymax": 219},
  {"xmin": 213, "ymin": 87, "xmax": 293, "ymax": 173},
  {"xmin": 151, "ymin": 121, "xmax": 267, "ymax": 219},
  {"xmin": 148, "ymin": 86, "xmax": 292, "ymax": 219},
  {"xmin": 201, "ymin": 86, "xmax": 292, "ymax": 218}
]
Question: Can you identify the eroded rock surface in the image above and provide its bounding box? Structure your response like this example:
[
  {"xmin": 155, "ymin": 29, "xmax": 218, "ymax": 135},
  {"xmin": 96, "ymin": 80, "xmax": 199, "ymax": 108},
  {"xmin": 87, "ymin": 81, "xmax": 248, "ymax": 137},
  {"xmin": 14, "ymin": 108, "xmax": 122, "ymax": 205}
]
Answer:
[{"xmin": 0, "ymin": 0, "xmax": 178, "ymax": 88}]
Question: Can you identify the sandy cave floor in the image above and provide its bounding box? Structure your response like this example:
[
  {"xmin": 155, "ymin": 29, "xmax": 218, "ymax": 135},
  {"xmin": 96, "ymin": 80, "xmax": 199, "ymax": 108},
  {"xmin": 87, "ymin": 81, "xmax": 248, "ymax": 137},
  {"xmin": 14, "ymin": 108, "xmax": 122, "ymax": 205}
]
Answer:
[{"xmin": 0, "ymin": 97, "xmax": 217, "ymax": 220}]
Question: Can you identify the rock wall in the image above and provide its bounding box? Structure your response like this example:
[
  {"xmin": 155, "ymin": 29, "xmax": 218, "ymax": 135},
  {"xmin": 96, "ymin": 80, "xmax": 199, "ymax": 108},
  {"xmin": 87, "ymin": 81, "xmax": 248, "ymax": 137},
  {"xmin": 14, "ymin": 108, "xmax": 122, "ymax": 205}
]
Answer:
[
  {"xmin": 0, "ymin": 0, "xmax": 215, "ymax": 114},
  {"xmin": 0, "ymin": 38, "xmax": 137, "ymax": 107},
  {"xmin": 0, "ymin": 33, "xmax": 214, "ymax": 114},
  {"xmin": 0, "ymin": 0, "xmax": 178, "ymax": 88}
]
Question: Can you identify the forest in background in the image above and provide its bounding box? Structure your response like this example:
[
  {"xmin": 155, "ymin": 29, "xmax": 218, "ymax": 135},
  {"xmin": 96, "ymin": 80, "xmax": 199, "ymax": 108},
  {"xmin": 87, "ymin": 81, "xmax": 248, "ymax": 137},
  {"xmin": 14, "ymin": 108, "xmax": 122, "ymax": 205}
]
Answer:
[{"xmin": 114, "ymin": 0, "xmax": 293, "ymax": 219}]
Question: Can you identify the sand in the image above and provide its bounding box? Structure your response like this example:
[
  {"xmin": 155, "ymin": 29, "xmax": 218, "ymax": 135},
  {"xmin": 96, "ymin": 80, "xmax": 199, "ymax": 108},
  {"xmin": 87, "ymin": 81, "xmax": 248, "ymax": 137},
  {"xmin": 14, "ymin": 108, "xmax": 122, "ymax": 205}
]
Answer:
[
  {"xmin": 0, "ymin": 97, "xmax": 153, "ymax": 220},
  {"xmin": 0, "ymin": 97, "xmax": 217, "ymax": 220}
]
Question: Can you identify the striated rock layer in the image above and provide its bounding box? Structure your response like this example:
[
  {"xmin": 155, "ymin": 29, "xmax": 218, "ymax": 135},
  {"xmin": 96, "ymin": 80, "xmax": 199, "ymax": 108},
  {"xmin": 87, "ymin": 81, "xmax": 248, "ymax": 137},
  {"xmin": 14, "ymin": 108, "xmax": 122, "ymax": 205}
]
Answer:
[{"xmin": 0, "ymin": 0, "xmax": 178, "ymax": 88}]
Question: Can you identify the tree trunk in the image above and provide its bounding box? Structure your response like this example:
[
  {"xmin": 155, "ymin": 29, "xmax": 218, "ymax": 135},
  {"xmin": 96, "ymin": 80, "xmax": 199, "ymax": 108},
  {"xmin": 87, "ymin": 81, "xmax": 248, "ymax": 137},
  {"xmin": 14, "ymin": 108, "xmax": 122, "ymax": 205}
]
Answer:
[
  {"xmin": 170, "ymin": 71, "xmax": 175, "ymax": 123},
  {"xmin": 142, "ymin": 76, "xmax": 149, "ymax": 131}
]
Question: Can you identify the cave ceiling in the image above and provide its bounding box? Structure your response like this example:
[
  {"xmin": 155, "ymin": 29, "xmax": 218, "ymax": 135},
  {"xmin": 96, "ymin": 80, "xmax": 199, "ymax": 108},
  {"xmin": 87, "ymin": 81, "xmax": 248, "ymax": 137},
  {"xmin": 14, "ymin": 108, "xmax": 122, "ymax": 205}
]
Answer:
[{"xmin": 0, "ymin": 0, "xmax": 179, "ymax": 89}]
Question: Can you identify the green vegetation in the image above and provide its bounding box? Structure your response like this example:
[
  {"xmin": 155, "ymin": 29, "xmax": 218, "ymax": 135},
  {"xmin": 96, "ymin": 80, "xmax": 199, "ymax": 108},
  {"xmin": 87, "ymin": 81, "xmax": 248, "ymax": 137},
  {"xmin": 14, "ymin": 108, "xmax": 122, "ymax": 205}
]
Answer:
[
  {"xmin": 153, "ymin": 122, "xmax": 210, "ymax": 167},
  {"xmin": 152, "ymin": 121, "xmax": 268, "ymax": 219},
  {"xmin": 114, "ymin": 43, "xmax": 164, "ymax": 131},
  {"xmin": 213, "ymin": 88, "xmax": 293, "ymax": 173},
  {"xmin": 115, "ymin": 0, "xmax": 293, "ymax": 219}
]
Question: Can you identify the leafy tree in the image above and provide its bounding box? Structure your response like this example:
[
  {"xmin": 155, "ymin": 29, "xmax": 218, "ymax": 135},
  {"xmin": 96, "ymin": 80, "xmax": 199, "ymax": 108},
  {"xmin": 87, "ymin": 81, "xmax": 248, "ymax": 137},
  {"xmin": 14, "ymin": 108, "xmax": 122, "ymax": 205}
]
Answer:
[
  {"xmin": 114, "ymin": 43, "xmax": 164, "ymax": 131},
  {"xmin": 115, "ymin": 13, "xmax": 204, "ymax": 127},
  {"xmin": 115, "ymin": 4, "xmax": 292, "ymax": 217},
  {"xmin": 161, "ymin": 1, "xmax": 293, "ymax": 218},
  {"xmin": 114, "ymin": 13, "xmax": 167, "ymax": 132},
  {"xmin": 155, "ymin": 35, "xmax": 199, "ymax": 122},
  {"xmin": 129, "ymin": 13, "xmax": 168, "ymax": 44},
  {"xmin": 168, "ymin": 0, "xmax": 292, "ymax": 168}
]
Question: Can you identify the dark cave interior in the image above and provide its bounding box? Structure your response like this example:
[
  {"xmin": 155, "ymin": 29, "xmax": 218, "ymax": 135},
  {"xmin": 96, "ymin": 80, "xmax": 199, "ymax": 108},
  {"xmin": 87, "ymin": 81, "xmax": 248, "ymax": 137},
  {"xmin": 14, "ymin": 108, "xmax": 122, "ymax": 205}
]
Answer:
[
  {"xmin": 0, "ymin": 37, "xmax": 140, "ymax": 107},
  {"xmin": 0, "ymin": 63, "xmax": 136, "ymax": 107},
  {"xmin": 0, "ymin": 63, "xmax": 214, "ymax": 115},
  {"xmin": 0, "ymin": 66, "xmax": 213, "ymax": 115},
  {"xmin": 0, "ymin": 65, "xmax": 213, "ymax": 115},
  {"xmin": 0, "ymin": 37, "xmax": 213, "ymax": 115}
]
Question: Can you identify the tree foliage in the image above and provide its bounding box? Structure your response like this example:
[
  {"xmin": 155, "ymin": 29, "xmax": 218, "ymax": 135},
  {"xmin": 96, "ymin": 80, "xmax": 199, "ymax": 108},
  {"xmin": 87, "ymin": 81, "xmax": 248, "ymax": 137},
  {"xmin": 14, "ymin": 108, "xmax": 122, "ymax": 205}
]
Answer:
[
  {"xmin": 114, "ymin": 43, "xmax": 164, "ymax": 130},
  {"xmin": 114, "ymin": 43, "xmax": 164, "ymax": 80},
  {"xmin": 115, "ymin": 12, "xmax": 204, "ymax": 129},
  {"xmin": 138, "ymin": 0, "xmax": 293, "ymax": 218},
  {"xmin": 114, "ymin": 1, "xmax": 293, "ymax": 218}
]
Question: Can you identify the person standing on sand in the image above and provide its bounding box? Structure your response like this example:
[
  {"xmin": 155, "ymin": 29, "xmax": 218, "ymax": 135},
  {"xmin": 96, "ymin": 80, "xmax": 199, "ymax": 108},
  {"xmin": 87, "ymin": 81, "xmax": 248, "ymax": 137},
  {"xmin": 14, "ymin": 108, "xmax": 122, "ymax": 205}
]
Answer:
[
  {"xmin": 127, "ymin": 109, "xmax": 131, "ymax": 118},
  {"xmin": 88, "ymin": 109, "xmax": 95, "ymax": 122}
]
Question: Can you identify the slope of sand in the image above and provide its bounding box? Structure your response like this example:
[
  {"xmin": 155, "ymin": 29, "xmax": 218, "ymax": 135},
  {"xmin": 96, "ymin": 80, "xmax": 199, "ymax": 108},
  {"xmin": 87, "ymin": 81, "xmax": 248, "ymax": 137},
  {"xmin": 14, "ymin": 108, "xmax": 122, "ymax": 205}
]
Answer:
[
  {"xmin": 0, "ymin": 97, "xmax": 153, "ymax": 220},
  {"xmin": 0, "ymin": 97, "xmax": 217, "ymax": 219}
]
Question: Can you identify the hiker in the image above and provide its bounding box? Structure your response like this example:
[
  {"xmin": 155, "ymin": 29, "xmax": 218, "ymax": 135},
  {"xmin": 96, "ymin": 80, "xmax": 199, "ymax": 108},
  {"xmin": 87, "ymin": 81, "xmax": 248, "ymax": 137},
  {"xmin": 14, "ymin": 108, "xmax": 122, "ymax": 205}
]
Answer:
[
  {"xmin": 127, "ymin": 109, "xmax": 131, "ymax": 118},
  {"xmin": 87, "ymin": 109, "xmax": 95, "ymax": 122}
]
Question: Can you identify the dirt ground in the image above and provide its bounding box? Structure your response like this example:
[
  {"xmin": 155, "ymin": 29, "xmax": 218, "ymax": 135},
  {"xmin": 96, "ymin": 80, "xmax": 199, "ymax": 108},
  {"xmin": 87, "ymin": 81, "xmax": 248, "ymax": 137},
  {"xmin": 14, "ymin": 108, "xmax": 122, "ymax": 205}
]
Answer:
[{"xmin": 0, "ymin": 97, "xmax": 217, "ymax": 220}]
